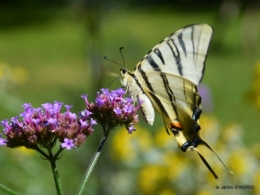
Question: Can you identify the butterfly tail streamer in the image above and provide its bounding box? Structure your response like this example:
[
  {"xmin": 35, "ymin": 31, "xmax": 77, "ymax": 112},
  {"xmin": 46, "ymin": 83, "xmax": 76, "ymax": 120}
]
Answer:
[
  {"xmin": 194, "ymin": 148, "xmax": 218, "ymax": 179},
  {"xmin": 194, "ymin": 138, "xmax": 234, "ymax": 175}
]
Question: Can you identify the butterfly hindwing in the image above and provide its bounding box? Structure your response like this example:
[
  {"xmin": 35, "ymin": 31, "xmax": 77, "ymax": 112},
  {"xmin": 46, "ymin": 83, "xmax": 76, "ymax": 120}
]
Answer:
[{"xmin": 137, "ymin": 71, "xmax": 203, "ymax": 141}]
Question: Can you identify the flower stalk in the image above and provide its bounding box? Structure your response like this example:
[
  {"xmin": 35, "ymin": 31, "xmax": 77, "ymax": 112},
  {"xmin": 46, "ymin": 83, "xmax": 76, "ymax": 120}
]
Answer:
[
  {"xmin": 76, "ymin": 128, "xmax": 111, "ymax": 195},
  {"xmin": 48, "ymin": 149, "xmax": 64, "ymax": 195},
  {"xmin": 0, "ymin": 184, "xmax": 21, "ymax": 195}
]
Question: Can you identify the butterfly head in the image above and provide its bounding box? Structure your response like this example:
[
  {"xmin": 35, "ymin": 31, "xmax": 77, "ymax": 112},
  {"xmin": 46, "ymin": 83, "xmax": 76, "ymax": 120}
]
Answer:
[{"xmin": 120, "ymin": 67, "xmax": 129, "ymax": 87}]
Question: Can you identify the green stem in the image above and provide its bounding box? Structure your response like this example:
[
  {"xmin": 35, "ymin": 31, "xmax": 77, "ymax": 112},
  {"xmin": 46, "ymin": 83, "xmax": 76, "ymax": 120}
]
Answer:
[
  {"xmin": 0, "ymin": 184, "xmax": 21, "ymax": 195},
  {"xmin": 48, "ymin": 149, "xmax": 64, "ymax": 195},
  {"xmin": 54, "ymin": 147, "xmax": 64, "ymax": 159},
  {"xmin": 76, "ymin": 129, "xmax": 111, "ymax": 195}
]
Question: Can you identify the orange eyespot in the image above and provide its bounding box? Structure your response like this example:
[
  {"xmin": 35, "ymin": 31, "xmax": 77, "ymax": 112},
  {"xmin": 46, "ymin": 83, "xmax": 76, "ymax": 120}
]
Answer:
[{"xmin": 169, "ymin": 120, "xmax": 183, "ymax": 130}]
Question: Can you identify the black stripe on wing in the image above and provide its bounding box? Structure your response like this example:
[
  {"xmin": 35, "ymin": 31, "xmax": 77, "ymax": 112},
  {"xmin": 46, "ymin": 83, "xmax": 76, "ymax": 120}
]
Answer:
[
  {"xmin": 167, "ymin": 39, "xmax": 183, "ymax": 76},
  {"xmin": 191, "ymin": 25, "xmax": 195, "ymax": 64},
  {"xmin": 127, "ymin": 72, "xmax": 145, "ymax": 93},
  {"xmin": 177, "ymin": 33, "xmax": 187, "ymax": 56},
  {"xmin": 154, "ymin": 48, "xmax": 165, "ymax": 65},
  {"xmin": 137, "ymin": 65, "xmax": 173, "ymax": 120},
  {"xmin": 142, "ymin": 56, "xmax": 179, "ymax": 119},
  {"xmin": 161, "ymin": 73, "xmax": 179, "ymax": 117}
]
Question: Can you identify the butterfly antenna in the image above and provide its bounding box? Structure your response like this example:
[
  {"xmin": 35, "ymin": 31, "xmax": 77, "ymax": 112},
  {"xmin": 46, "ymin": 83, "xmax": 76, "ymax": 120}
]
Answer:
[
  {"xmin": 108, "ymin": 77, "xmax": 120, "ymax": 88},
  {"xmin": 104, "ymin": 56, "xmax": 123, "ymax": 67},
  {"xmin": 119, "ymin": 47, "xmax": 126, "ymax": 67}
]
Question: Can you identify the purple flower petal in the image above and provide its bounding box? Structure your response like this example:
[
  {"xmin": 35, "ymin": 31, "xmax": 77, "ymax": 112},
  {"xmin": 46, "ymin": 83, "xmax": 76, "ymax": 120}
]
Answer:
[
  {"xmin": 1, "ymin": 119, "xmax": 9, "ymax": 127},
  {"xmin": 32, "ymin": 118, "xmax": 40, "ymax": 124},
  {"xmin": 101, "ymin": 88, "xmax": 110, "ymax": 96},
  {"xmin": 85, "ymin": 110, "xmax": 92, "ymax": 118},
  {"xmin": 22, "ymin": 103, "xmax": 32, "ymax": 109},
  {"xmin": 113, "ymin": 107, "xmax": 122, "ymax": 115},
  {"xmin": 53, "ymin": 101, "xmax": 63, "ymax": 112},
  {"xmin": 0, "ymin": 135, "xmax": 6, "ymax": 146},
  {"xmin": 68, "ymin": 112, "xmax": 77, "ymax": 120},
  {"xmin": 90, "ymin": 118, "xmax": 97, "ymax": 125},
  {"xmin": 123, "ymin": 104, "xmax": 133, "ymax": 113},
  {"xmin": 48, "ymin": 118, "xmax": 57, "ymax": 124},
  {"xmin": 42, "ymin": 103, "xmax": 52, "ymax": 111},
  {"xmin": 115, "ymin": 88, "xmax": 125, "ymax": 96},
  {"xmin": 125, "ymin": 98, "xmax": 133, "ymax": 103},
  {"xmin": 61, "ymin": 138, "xmax": 75, "ymax": 150},
  {"xmin": 65, "ymin": 105, "xmax": 73, "ymax": 112},
  {"xmin": 80, "ymin": 119, "xmax": 88, "ymax": 127},
  {"xmin": 96, "ymin": 96, "xmax": 105, "ymax": 106},
  {"xmin": 128, "ymin": 125, "xmax": 136, "ymax": 134}
]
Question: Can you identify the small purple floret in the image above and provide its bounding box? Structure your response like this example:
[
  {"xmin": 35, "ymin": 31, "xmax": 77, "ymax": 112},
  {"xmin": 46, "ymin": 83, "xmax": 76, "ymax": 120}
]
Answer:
[
  {"xmin": 61, "ymin": 138, "xmax": 75, "ymax": 150},
  {"xmin": 0, "ymin": 135, "xmax": 6, "ymax": 146}
]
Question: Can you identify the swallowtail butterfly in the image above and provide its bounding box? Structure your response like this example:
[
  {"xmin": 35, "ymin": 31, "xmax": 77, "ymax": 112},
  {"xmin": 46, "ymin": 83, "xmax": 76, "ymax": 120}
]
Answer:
[{"xmin": 119, "ymin": 24, "xmax": 232, "ymax": 179}]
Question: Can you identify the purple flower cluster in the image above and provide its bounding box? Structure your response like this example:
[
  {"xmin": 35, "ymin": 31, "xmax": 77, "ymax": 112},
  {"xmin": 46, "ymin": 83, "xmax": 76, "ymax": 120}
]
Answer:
[
  {"xmin": 82, "ymin": 88, "xmax": 141, "ymax": 133},
  {"xmin": 0, "ymin": 102, "xmax": 96, "ymax": 150}
]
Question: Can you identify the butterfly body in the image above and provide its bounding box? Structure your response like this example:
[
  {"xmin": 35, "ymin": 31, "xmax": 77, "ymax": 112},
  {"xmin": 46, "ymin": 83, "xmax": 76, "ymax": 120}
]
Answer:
[
  {"xmin": 120, "ymin": 24, "xmax": 232, "ymax": 178},
  {"xmin": 120, "ymin": 68, "xmax": 155, "ymax": 125}
]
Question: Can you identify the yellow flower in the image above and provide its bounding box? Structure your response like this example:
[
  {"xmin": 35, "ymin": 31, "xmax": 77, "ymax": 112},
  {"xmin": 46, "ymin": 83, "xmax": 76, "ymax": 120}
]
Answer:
[
  {"xmin": 163, "ymin": 151, "xmax": 186, "ymax": 179},
  {"xmin": 138, "ymin": 164, "xmax": 167, "ymax": 194},
  {"xmin": 12, "ymin": 66, "xmax": 28, "ymax": 84},
  {"xmin": 196, "ymin": 189, "xmax": 213, "ymax": 195},
  {"xmin": 155, "ymin": 127, "xmax": 175, "ymax": 148},
  {"xmin": 228, "ymin": 148, "xmax": 249, "ymax": 175},
  {"xmin": 255, "ymin": 60, "xmax": 260, "ymax": 76},
  {"xmin": 253, "ymin": 168, "xmax": 260, "ymax": 194},
  {"xmin": 110, "ymin": 125, "xmax": 153, "ymax": 162},
  {"xmin": 158, "ymin": 188, "xmax": 175, "ymax": 195},
  {"xmin": 0, "ymin": 62, "xmax": 28, "ymax": 86}
]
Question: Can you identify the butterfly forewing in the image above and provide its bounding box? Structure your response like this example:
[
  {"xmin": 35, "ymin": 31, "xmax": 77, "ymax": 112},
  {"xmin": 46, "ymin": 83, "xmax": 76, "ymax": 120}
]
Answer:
[{"xmin": 137, "ymin": 24, "xmax": 213, "ymax": 85}]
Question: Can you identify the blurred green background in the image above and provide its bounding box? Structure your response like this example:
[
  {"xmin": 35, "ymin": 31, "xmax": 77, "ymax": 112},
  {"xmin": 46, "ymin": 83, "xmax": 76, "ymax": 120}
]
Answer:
[{"xmin": 0, "ymin": 0, "xmax": 260, "ymax": 195}]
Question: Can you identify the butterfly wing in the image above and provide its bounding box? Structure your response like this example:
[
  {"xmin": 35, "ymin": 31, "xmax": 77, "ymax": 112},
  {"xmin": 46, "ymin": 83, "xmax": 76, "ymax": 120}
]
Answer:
[
  {"xmin": 132, "ymin": 23, "xmax": 213, "ymax": 127},
  {"xmin": 135, "ymin": 24, "xmax": 213, "ymax": 85},
  {"xmin": 135, "ymin": 70, "xmax": 202, "ymax": 144}
]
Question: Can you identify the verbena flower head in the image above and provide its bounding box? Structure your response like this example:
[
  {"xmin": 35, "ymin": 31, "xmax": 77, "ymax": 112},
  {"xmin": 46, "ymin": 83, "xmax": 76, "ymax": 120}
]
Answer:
[
  {"xmin": 81, "ymin": 88, "xmax": 141, "ymax": 134},
  {"xmin": 1, "ymin": 101, "xmax": 96, "ymax": 150}
]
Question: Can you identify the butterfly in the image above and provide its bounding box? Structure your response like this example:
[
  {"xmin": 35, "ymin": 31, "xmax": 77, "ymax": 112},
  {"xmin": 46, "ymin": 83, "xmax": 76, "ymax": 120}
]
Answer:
[{"xmin": 119, "ymin": 24, "xmax": 232, "ymax": 179}]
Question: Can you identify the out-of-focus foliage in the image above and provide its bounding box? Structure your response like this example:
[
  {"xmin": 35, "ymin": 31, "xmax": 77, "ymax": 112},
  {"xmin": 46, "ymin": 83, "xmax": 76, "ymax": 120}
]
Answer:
[
  {"xmin": 0, "ymin": 62, "xmax": 27, "ymax": 113},
  {"xmin": 0, "ymin": 1, "xmax": 259, "ymax": 194},
  {"xmin": 248, "ymin": 60, "xmax": 260, "ymax": 109}
]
